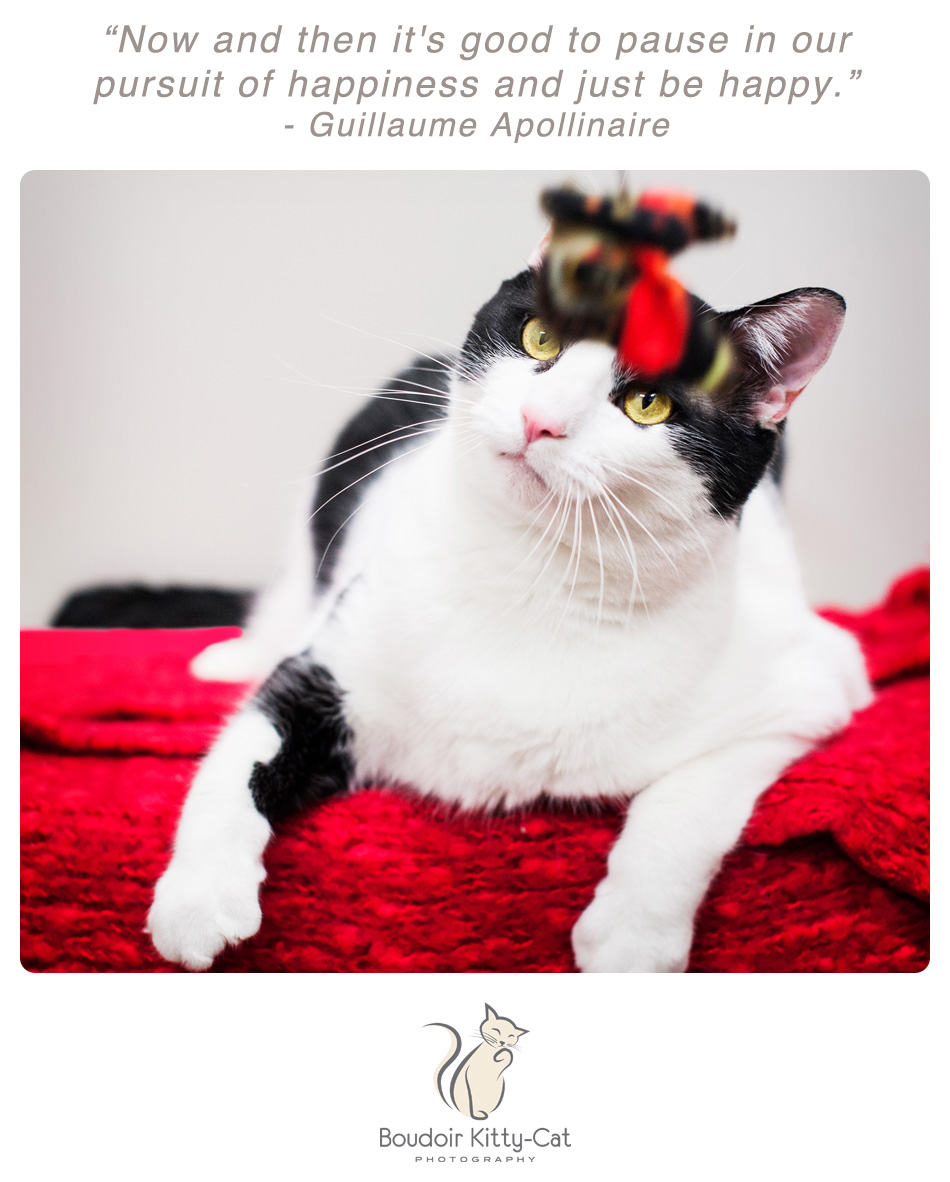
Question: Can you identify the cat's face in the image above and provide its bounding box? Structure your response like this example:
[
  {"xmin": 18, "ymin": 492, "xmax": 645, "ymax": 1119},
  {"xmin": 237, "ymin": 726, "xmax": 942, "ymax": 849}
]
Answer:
[
  {"xmin": 452, "ymin": 269, "xmax": 844, "ymax": 575},
  {"xmin": 480, "ymin": 1006, "xmax": 527, "ymax": 1049}
]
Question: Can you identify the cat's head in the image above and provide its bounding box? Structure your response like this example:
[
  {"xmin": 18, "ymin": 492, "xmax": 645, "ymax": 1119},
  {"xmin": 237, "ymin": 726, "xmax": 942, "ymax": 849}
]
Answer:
[
  {"xmin": 451, "ymin": 268, "xmax": 844, "ymax": 592},
  {"xmin": 480, "ymin": 1004, "xmax": 528, "ymax": 1049}
]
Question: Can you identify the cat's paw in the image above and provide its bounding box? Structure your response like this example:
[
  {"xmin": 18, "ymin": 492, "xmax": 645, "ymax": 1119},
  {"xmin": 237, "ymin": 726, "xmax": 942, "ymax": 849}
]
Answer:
[
  {"xmin": 146, "ymin": 856, "xmax": 265, "ymax": 970},
  {"xmin": 189, "ymin": 637, "xmax": 270, "ymax": 683},
  {"xmin": 572, "ymin": 886, "xmax": 691, "ymax": 973}
]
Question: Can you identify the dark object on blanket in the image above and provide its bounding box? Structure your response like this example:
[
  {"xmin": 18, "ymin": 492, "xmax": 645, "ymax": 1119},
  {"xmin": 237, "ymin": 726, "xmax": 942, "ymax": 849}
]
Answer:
[
  {"xmin": 20, "ymin": 570, "xmax": 929, "ymax": 973},
  {"xmin": 50, "ymin": 583, "xmax": 252, "ymax": 629}
]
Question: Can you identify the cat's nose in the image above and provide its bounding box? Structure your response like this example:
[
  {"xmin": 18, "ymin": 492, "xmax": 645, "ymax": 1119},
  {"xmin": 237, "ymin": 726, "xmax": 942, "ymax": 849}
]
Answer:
[{"xmin": 523, "ymin": 412, "xmax": 566, "ymax": 446}]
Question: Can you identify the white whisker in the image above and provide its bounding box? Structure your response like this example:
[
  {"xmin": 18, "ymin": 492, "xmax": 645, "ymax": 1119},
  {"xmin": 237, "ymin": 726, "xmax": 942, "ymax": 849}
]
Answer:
[
  {"xmin": 306, "ymin": 435, "xmax": 440, "ymax": 529},
  {"xmin": 551, "ymin": 496, "xmax": 584, "ymax": 634},
  {"xmin": 307, "ymin": 311, "xmax": 492, "ymax": 397},
  {"xmin": 602, "ymin": 461, "xmax": 719, "ymax": 578},
  {"xmin": 587, "ymin": 497, "xmax": 605, "ymax": 625},
  {"xmin": 507, "ymin": 490, "xmax": 570, "ymax": 612},
  {"xmin": 315, "ymin": 424, "xmax": 446, "ymax": 481},
  {"xmin": 598, "ymin": 491, "xmax": 648, "ymax": 620},
  {"xmin": 600, "ymin": 484, "xmax": 678, "ymax": 572}
]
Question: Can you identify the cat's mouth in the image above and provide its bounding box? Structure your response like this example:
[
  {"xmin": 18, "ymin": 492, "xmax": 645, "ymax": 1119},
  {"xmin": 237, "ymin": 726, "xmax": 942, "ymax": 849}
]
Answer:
[{"xmin": 498, "ymin": 449, "xmax": 547, "ymax": 491}]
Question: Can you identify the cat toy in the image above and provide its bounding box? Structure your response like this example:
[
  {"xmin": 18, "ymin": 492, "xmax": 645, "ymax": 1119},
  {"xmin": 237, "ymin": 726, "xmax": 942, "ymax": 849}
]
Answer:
[{"xmin": 537, "ymin": 186, "xmax": 736, "ymax": 391}]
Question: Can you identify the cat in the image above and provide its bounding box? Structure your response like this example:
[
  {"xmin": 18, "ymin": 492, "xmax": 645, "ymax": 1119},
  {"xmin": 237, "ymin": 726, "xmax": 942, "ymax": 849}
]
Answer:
[
  {"xmin": 146, "ymin": 253, "xmax": 871, "ymax": 972},
  {"xmin": 428, "ymin": 1005, "xmax": 527, "ymax": 1120}
]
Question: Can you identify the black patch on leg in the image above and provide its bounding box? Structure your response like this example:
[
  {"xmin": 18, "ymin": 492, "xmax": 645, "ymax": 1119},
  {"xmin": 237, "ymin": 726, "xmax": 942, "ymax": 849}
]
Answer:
[{"xmin": 250, "ymin": 657, "xmax": 354, "ymax": 823}]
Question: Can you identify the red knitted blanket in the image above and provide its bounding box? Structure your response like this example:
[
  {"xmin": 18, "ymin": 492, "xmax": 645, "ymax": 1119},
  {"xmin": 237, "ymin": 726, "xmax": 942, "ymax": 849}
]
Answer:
[{"xmin": 21, "ymin": 569, "xmax": 929, "ymax": 972}]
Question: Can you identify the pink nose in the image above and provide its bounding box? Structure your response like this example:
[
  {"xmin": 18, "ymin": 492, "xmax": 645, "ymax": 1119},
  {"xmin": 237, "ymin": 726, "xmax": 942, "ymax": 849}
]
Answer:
[{"xmin": 523, "ymin": 412, "xmax": 566, "ymax": 446}]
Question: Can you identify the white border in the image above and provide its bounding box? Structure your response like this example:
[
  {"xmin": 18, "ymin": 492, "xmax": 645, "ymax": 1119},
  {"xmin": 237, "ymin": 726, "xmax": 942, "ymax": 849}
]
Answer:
[{"xmin": 11, "ymin": 2, "xmax": 941, "ymax": 1177}]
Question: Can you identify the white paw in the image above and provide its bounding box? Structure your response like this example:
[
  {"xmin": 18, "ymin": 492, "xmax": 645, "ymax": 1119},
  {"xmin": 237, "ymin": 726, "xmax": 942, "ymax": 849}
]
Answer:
[
  {"xmin": 572, "ymin": 884, "xmax": 692, "ymax": 973},
  {"xmin": 147, "ymin": 856, "xmax": 265, "ymax": 970},
  {"xmin": 189, "ymin": 637, "xmax": 270, "ymax": 683}
]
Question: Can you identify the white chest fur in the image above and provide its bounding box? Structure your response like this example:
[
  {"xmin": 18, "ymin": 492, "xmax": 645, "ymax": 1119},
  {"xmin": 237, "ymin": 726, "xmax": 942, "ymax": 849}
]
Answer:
[{"xmin": 308, "ymin": 433, "xmax": 861, "ymax": 811}]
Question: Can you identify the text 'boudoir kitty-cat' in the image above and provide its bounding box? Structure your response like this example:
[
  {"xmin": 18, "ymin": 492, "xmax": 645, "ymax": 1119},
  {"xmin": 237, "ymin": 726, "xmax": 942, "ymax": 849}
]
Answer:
[{"xmin": 379, "ymin": 1127, "xmax": 572, "ymax": 1152}]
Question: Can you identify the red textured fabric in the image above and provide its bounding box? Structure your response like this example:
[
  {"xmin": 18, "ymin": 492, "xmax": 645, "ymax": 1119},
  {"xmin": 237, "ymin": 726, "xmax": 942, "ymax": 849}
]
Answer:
[{"xmin": 20, "ymin": 572, "xmax": 929, "ymax": 973}]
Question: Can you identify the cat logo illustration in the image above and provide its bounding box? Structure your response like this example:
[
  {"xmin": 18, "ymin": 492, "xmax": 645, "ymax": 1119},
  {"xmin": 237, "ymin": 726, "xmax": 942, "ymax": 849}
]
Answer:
[{"xmin": 426, "ymin": 1004, "xmax": 528, "ymax": 1120}]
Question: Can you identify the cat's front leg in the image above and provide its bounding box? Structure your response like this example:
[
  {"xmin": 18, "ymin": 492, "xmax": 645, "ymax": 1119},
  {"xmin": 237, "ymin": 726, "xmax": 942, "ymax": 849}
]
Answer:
[
  {"xmin": 147, "ymin": 656, "xmax": 353, "ymax": 969},
  {"xmin": 147, "ymin": 711, "xmax": 278, "ymax": 970},
  {"xmin": 572, "ymin": 735, "xmax": 811, "ymax": 973}
]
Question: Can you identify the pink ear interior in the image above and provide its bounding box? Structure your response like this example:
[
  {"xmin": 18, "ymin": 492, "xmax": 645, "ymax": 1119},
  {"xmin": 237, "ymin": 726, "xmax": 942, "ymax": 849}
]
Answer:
[
  {"xmin": 757, "ymin": 384, "xmax": 801, "ymax": 426},
  {"xmin": 745, "ymin": 292, "xmax": 846, "ymax": 427}
]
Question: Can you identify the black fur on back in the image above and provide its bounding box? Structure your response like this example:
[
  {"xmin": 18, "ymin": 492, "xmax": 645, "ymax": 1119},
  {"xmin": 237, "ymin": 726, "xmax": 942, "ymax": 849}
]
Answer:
[{"xmin": 311, "ymin": 358, "xmax": 451, "ymax": 587}]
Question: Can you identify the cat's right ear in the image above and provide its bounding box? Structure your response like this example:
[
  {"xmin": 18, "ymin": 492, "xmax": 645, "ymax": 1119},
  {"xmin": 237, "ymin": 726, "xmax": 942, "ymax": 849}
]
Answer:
[
  {"xmin": 721, "ymin": 287, "xmax": 846, "ymax": 428},
  {"xmin": 485, "ymin": 1004, "xmax": 498, "ymax": 1022}
]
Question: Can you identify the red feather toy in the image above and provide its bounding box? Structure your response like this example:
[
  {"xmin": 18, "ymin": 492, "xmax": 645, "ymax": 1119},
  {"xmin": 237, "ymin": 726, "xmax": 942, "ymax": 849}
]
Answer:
[{"xmin": 538, "ymin": 185, "xmax": 736, "ymax": 388}]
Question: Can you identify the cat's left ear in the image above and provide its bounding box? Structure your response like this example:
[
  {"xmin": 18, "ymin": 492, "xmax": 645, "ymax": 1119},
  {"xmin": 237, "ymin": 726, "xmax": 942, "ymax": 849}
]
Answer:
[
  {"xmin": 721, "ymin": 287, "xmax": 846, "ymax": 428},
  {"xmin": 515, "ymin": 1027, "xmax": 529, "ymax": 1037}
]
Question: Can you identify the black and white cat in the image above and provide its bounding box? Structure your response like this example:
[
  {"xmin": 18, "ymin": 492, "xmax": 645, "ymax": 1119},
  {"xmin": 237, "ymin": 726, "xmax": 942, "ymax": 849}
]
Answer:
[{"xmin": 147, "ymin": 263, "xmax": 871, "ymax": 972}]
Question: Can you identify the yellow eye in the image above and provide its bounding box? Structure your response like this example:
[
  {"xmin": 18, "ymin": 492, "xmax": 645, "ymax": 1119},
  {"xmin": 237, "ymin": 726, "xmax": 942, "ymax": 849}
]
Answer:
[
  {"xmin": 521, "ymin": 318, "xmax": 561, "ymax": 361},
  {"xmin": 623, "ymin": 391, "xmax": 674, "ymax": 426}
]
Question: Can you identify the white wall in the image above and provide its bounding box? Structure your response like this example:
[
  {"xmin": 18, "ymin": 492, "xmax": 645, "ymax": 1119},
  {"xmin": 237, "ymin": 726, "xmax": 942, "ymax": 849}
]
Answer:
[{"xmin": 20, "ymin": 170, "xmax": 929, "ymax": 624}]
